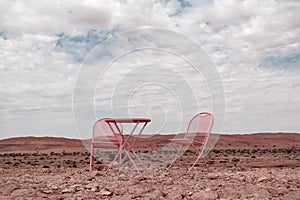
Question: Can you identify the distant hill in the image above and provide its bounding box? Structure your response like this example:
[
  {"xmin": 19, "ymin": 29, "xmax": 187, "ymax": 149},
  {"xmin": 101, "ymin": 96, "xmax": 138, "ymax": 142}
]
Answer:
[
  {"xmin": 0, "ymin": 133, "xmax": 299, "ymax": 153},
  {"xmin": 0, "ymin": 136, "xmax": 85, "ymax": 153}
]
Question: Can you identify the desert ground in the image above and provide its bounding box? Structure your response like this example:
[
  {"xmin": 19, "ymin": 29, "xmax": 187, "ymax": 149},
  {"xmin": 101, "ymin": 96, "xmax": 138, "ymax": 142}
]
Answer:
[{"xmin": 0, "ymin": 133, "xmax": 299, "ymax": 199}]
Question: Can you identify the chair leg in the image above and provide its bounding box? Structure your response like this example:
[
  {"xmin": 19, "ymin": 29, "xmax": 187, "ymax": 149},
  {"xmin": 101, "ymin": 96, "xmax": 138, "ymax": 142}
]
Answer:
[
  {"xmin": 118, "ymin": 147, "xmax": 125, "ymax": 172},
  {"xmin": 202, "ymin": 157, "xmax": 210, "ymax": 171},
  {"xmin": 104, "ymin": 147, "xmax": 123, "ymax": 175},
  {"xmin": 124, "ymin": 149, "xmax": 140, "ymax": 173},
  {"xmin": 188, "ymin": 157, "xmax": 199, "ymax": 173},
  {"xmin": 166, "ymin": 144, "xmax": 183, "ymax": 171},
  {"xmin": 125, "ymin": 142, "xmax": 146, "ymax": 169},
  {"xmin": 90, "ymin": 145, "xmax": 94, "ymax": 172},
  {"xmin": 188, "ymin": 150, "xmax": 207, "ymax": 173}
]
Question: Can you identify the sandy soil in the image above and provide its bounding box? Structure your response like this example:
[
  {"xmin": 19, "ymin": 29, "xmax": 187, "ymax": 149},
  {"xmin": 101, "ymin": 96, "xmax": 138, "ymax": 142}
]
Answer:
[{"xmin": 0, "ymin": 133, "xmax": 299, "ymax": 199}]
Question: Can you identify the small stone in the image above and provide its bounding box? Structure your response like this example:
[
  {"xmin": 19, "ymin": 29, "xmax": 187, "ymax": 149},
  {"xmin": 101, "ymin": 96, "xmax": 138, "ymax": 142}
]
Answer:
[
  {"xmin": 41, "ymin": 189, "xmax": 52, "ymax": 194},
  {"xmin": 11, "ymin": 189, "xmax": 34, "ymax": 196},
  {"xmin": 192, "ymin": 188, "xmax": 217, "ymax": 200},
  {"xmin": 159, "ymin": 171, "xmax": 170, "ymax": 178},
  {"xmin": 257, "ymin": 176, "xmax": 268, "ymax": 182},
  {"xmin": 239, "ymin": 176, "xmax": 246, "ymax": 182},
  {"xmin": 164, "ymin": 177, "xmax": 174, "ymax": 185},
  {"xmin": 86, "ymin": 183, "xmax": 98, "ymax": 189},
  {"xmin": 71, "ymin": 185, "xmax": 81, "ymax": 192},
  {"xmin": 90, "ymin": 171, "xmax": 101, "ymax": 178},
  {"xmin": 61, "ymin": 187, "xmax": 75, "ymax": 194},
  {"xmin": 135, "ymin": 175, "xmax": 147, "ymax": 181},
  {"xmin": 91, "ymin": 187, "xmax": 99, "ymax": 192},
  {"xmin": 2, "ymin": 184, "xmax": 20, "ymax": 196},
  {"xmin": 276, "ymin": 187, "xmax": 289, "ymax": 196},
  {"xmin": 207, "ymin": 174, "xmax": 218, "ymax": 180},
  {"xmin": 100, "ymin": 189, "xmax": 113, "ymax": 196},
  {"xmin": 145, "ymin": 189, "xmax": 162, "ymax": 199},
  {"xmin": 51, "ymin": 185, "xmax": 59, "ymax": 190},
  {"xmin": 118, "ymin": 174, "xmax": 128, "ymax": 181},
  {"xmin": 187, "ymin": 191, "xmax": 193, "ymax": 196}
]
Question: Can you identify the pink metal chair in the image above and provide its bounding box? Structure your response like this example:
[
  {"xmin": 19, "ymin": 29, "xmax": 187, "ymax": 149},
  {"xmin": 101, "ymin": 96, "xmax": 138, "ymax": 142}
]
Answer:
[
  {"xmin": 89, "ymin": 118, "xmax": 123, "ymax": 174},
  {"xmin": 167, "ymin": 112, "xmax": 214, "ymax": 172}
]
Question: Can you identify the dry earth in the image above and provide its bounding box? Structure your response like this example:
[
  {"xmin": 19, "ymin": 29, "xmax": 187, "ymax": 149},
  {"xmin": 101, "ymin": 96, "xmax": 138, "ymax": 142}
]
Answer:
[{"xmin": 0, "ymin": 133, "xmax": 299, "ymax": 199}]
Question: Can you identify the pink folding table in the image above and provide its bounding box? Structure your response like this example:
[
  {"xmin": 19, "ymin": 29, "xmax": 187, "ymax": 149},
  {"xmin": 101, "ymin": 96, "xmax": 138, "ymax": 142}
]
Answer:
[{"xmin": 104, "ymin": 118, "xmax": 151, "ymax": 173}]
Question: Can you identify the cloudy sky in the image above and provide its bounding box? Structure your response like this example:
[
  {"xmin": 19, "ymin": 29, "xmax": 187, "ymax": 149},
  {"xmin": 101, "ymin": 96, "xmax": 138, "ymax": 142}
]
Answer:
[{"xmin": 0, "ymin": 0, "xmax": 299, "ymax": 139}]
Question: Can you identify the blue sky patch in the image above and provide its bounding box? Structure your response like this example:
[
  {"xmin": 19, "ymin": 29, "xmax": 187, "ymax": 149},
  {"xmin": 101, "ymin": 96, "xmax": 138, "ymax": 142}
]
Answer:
[
  {"xmin": 262, "ymin": 53, "xmax": 300, "ymax": 72},
  {"xmin": 0, "ymin": 31, "xmax": 7, "ymax": 40},
  {"xmin": 55, "ymin": 29, "xmax": 117, "ymax": 62},
  {"xmin": 168, "ymin": 0, "xmax": 192, "ymax": 17}
]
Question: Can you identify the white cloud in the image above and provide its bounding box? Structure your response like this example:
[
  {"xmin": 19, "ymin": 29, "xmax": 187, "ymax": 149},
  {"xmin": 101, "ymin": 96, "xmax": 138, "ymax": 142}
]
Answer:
[
  {"xmin": 0, "ymin": 32, "xmax": 79, "ymax": 138},
  {"xmin": 0, "ymin": 0, "xmax": 299, "ymax": 139}
]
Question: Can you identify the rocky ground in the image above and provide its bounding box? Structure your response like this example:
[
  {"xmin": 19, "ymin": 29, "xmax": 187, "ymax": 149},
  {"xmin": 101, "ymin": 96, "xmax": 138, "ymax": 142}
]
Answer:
[
  {"xmin": 0, "ymin": 133, "xmax": 300, "ymax": 199},
  {"xmin": 0, "ymin": 146, "xmax": 299, "ymax": 199}
]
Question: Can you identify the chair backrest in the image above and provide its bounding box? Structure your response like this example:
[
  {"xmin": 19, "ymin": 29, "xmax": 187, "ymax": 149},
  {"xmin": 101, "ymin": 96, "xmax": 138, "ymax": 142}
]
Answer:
[
  {"xmin": 92, "ymin": 118, "xmax": 123, "ymax": 143},
  {"xmin": 186, "ymin": 112, "xmax": 214, "ymax": 142}
]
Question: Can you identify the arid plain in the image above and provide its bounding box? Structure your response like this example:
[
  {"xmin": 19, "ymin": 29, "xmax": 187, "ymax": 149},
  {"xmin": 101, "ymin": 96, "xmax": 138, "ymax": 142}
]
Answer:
[{"xmin": 0, "ymin": 133, "xmax": 299, "ymax": 199}]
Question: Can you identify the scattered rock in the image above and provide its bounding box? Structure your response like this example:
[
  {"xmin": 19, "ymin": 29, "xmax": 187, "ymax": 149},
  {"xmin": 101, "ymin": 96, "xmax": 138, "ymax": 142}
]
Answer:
[
  {"xmin": 91, "ymin": 187, "xmax": 99, "ymax": 192},
  {"xmin": 207, "ymin": 174, "xmax": 218, "ymax": 180},
  {"xmin": 192, "ymin": 188, "xmax": 218, "ymax": 200},
  {"xmin": 159, "ymin": 171, "xmax": 170, "ymax": 178},
  {"xmin": 257, "ymin": 176, "xmax": 268, "ymax": 182},
  {"xmin": 51, "ymin": 185, "xmax": 59, "ymax": 190},
  {"xmin": 187, "ymin": 191, "xmax": 193, "ymax": 196},
  {"xmin": 61, "ymin": 187, "xmax": 75, "ymax": 194},
  {"xmin": 90, "ymin": 171, "xmax": 101, "ymax": 178},
  {"xmin": 164, "ymin": 177, "xmax": 174, "ymax": 185},
  {"xmin": 136, "ymin": 175, "xmax": 147, "ymax": 181},
  {"xmin": 100, "ymin": 189, "xmax": 113, "ymax": 196},
  {"xmin": 118, "ymin": 173, "xmax": 128, "ymax": 181},
  {"xmin": 11, "ymin": 188, "xmax": 34, "ymax": 196},
  {"xmin": 86, "ymin": 183, "xmax": 99, "ymax": 189},
  {"xmin": 145, "ymin": 189, "xmax": 163, "ymax": 199},
  {"xmin": 41, "ymin": 189, "xmax": 52, "ymax": 194},
  {"xmin": 2, "ymin": 184, "xmax": 20, "ymax": 196},
  {"xmin": 238, "ymin": 176, "xmax": 246, "ymax": 182}
]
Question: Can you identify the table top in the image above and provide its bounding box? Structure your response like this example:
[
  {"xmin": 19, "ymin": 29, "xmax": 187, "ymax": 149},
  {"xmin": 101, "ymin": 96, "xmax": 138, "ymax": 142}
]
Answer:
[{"xmin": 105, "ymin": 118, "xmax": 151, "ymax": 123}]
